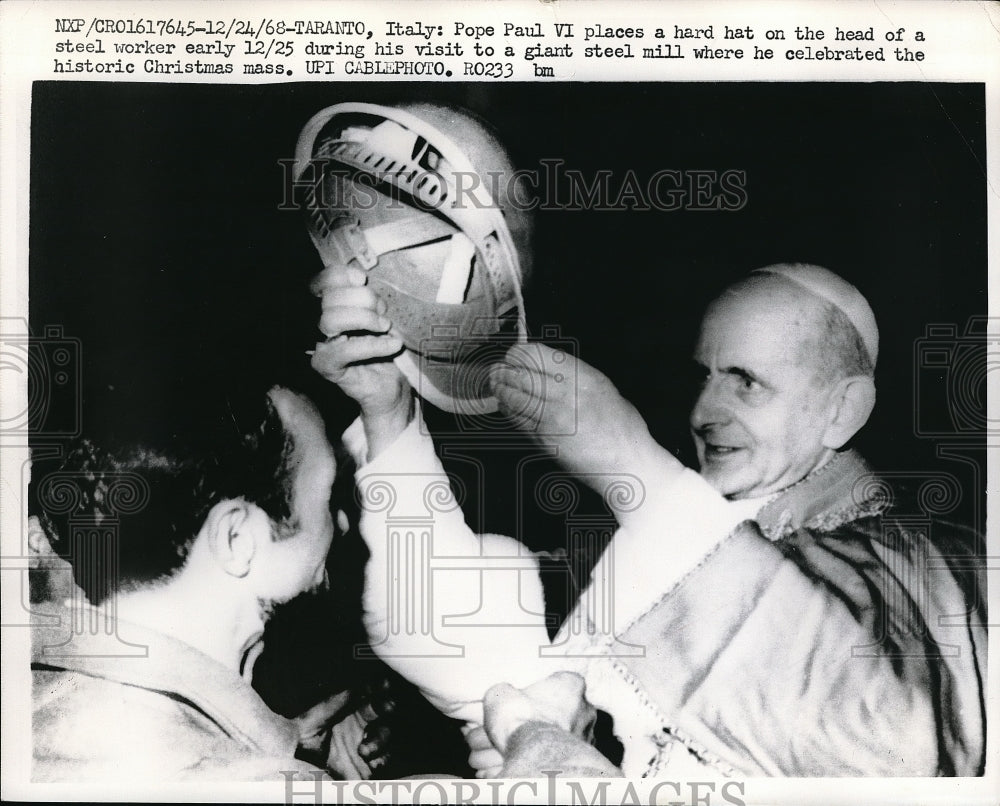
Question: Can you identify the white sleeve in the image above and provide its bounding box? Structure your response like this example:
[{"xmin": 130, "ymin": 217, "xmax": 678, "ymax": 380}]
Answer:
[
  {"xmin": 558, "ymin": 466, "xmax": 755, "ymax": 653},
  {"xmin": 344, "ymin": 408, "xmax": 556, "ymax": 725}
]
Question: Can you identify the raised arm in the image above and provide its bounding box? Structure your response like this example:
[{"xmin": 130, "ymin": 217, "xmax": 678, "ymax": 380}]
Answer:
[{"xmin": 311, "ymin": 265, "xmax": 554, "ymax": 727}]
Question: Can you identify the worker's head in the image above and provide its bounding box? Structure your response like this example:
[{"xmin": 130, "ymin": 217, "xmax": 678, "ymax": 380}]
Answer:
[{"xmin": 30, "ymin": 387, "xmax": 337, "ymax": 647}]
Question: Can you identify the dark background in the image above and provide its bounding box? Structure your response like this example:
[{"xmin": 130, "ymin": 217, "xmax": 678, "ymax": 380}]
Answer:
[{"xmin": 29, "ymin": 81, "xmax": 987, "ymax": 775}]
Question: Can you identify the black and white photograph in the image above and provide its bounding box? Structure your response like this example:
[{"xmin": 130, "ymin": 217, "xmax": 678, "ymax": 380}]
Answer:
[{"xmin": 1, "ymin": 2, "xmax": 996, "ymax": 804}]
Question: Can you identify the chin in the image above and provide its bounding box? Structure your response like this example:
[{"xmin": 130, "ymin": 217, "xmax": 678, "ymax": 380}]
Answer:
[
  {"xmin": 712, "ymin": 473, "xmax": 769, "ymax": 501},
  {"xmin": 715, "ymin": 483, "xmax": 747, "ymax": 499},
  {"xmin": 700, "ymin": 464, "xmax": 743, "ymax": 496}
]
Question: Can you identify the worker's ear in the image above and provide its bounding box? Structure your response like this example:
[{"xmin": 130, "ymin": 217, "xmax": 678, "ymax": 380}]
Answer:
[
  {"xmin": 202, "ymin": 499, "xmax": 264, "ymax": 578},
  {"xmin": 822, "ymin": 376, "xmax": 876, "ymax": 450},
  {"xmin": 27, "ymin": 515, "xmax": 55, "ymax": 558}
]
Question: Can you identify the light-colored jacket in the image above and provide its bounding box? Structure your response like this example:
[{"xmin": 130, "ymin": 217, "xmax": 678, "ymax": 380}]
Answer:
[{"xmin": 31, "ymin": 602, "xmax": 320, "ymax": 782}]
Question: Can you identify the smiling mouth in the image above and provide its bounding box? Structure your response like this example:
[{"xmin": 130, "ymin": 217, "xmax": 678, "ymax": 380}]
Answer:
[{"xmin": 703, "ymin": 444, "xmax": 744, "ymax": 460}]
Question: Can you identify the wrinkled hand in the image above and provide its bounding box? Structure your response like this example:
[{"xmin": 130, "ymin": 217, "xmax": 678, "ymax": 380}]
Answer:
[
  {"xmin": 490, "ymin": 344, "xmax": 683, "ymax": 516},
  {"xmin": 310, "ymin": 264, "xmax": 410, "ymax": 420},
  {"xmin": 483, "ymin": 671, "xmax": 596, "ymax": 757}
]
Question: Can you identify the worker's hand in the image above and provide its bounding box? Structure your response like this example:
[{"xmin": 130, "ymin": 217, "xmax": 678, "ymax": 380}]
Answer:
[
  {"xmin": 310, "ymin": 265, "xmax": 413, "ymax": 458},
  {"xmin": 327, "ymin": 676, "xmax": 396, "ymax": 778},
  {"xmin": 295, "ymin": 677, "xmax": 397, "ymax": 779},
  {"xmin": 294, "ymin": 689, "xmax": 353, "ymax": 762},
  {"xmin": 310, "ymin": 264, "xmax": 410, "ymax": 418}
]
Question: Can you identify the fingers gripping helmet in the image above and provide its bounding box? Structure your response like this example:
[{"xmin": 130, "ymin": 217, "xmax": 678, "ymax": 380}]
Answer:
[{"xmin": 295, "ymin": 103, "xmax": 528, "ymax": 415}]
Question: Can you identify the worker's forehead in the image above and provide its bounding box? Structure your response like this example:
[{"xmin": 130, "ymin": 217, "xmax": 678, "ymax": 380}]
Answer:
[{"xmin": 267, "ymin": 388, "xmax": 334, "ymax": 460}]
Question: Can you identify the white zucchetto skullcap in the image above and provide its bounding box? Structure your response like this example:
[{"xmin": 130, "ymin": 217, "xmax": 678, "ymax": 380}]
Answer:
[{"xmin": 752, "ymin": 263, "xmax": 879, "ymax": 367}]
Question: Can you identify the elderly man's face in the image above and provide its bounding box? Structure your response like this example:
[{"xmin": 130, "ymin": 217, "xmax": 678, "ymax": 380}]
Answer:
[{"xmin": 690, "ymin": 279, "xmax": 835, "ymax": 499}]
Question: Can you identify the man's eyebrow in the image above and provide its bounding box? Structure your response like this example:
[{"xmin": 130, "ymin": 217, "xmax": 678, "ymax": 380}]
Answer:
[
  {"xmin": 722, "ymin": 365, "xmax": 771, "ymax": 387},
  {"xmin": 690, "ymin": 360, "xmax": 773, "ymax": 388}
]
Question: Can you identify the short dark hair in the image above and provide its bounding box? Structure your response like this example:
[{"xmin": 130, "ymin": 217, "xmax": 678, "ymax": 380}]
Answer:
[
  {"xmin": 30, "ymin": 388, "xmax": 299, "ymax": 605},
  {"xmin": 811, "ymin": 300, "xmax": 875, "ymax": 384}
]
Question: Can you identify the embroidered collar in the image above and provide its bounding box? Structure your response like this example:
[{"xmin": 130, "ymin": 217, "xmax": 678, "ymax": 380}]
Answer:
[{"xmin": 754, "ymin": 449, "xmax": 884, "ymax": 541}]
